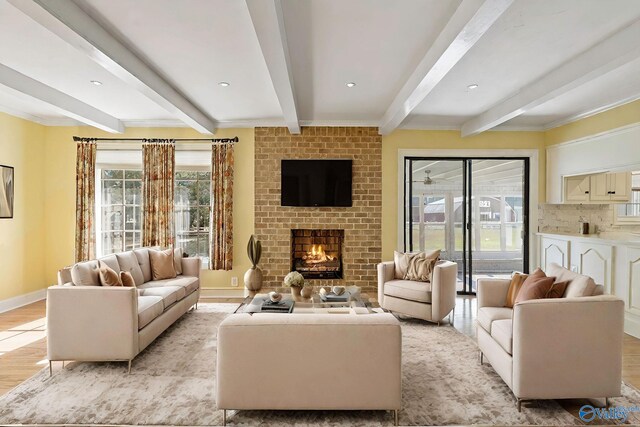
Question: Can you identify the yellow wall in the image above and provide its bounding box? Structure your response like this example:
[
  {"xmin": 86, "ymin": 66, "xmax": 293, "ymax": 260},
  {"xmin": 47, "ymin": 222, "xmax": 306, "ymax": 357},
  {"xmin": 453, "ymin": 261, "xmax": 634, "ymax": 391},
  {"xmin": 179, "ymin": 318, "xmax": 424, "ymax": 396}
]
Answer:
[
  {"xmin": 380, "ymin": 129, "xmax": 546, "ymax": 261},
  {"xmin": 0, "ymin": 113, "xmax": 46, "ymax": 301},
  {"xmin": 545, "ymin": 99, "xmax": 640, "ymax": 146},
  {"xmin": 43, "ymin": 126, "xmax": 254, "ymax": 289}
]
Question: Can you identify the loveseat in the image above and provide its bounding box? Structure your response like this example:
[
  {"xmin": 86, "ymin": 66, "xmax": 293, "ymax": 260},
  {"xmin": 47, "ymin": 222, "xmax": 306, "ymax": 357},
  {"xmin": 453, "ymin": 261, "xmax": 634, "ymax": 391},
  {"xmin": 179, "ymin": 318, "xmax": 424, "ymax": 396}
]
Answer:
[
  {"xmin": 216, "ymin": 312, "xmax": 402, "ymax": 425},
  {"xmin": 47, "ymin": 247, "xmax": 200, "ymax": 374},
  {"xmin": 477, "ymin": 263, "xmax": 624, "ymax": 410}
]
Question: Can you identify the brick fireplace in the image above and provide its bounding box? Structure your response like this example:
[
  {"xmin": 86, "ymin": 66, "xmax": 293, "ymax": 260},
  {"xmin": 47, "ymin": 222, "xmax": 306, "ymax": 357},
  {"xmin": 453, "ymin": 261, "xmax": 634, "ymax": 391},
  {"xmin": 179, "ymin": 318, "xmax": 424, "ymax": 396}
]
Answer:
[
  {"xmin": 291, "ymin": 229, "xmax": 344, "ymax": 279},
  {"xmin": 254, "ymin": 127, "xmax": 382, "ymax": 292}
]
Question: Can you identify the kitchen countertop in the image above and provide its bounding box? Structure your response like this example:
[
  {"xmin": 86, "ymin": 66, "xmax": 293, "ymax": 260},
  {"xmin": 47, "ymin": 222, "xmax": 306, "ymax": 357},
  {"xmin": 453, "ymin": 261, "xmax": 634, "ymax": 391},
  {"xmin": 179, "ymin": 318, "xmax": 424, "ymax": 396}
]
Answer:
[{"xmin": 537, "ymin": 230, "xmax": 640, "ymax": 244}]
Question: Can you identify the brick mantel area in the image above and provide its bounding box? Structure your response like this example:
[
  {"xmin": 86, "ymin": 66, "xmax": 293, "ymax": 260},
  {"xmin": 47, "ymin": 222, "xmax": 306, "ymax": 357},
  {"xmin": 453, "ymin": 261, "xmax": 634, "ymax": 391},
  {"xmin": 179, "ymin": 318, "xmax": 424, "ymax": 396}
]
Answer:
[{"xmin": 254, "ymin": 127, "xmax": 382, "ymax": 292}]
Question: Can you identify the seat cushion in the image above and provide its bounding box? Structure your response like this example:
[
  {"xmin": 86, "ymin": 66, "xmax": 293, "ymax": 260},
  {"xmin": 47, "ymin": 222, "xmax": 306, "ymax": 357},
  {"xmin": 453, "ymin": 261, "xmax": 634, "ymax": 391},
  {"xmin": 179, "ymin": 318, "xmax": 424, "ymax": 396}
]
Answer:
[
  {"xmin": 384, "ymin": 279, "xmax": 432, "ymax": 303},
  {"xmin": 140, "ymin": 276, "xmax": 199, "ymax": 295},
  {"xmin": 477, "ymin": 307, "xmax": 512, "ymax": 333},
  {"xmin": 137, "ymin": 296, "xmax": 164, "ymax": 329},
  {"xmin": 491, "ymin": 319, "xmax": 513, "ymax": 355},
  {"xmin": 140, "ymin": 285, "xmax": 185, "ymax": 309}
]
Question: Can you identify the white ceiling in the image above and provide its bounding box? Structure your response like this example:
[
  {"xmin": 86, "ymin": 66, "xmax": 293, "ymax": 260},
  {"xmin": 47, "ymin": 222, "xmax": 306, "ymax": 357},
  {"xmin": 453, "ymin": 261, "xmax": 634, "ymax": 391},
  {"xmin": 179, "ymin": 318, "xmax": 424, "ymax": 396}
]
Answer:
[{"xmin": 0, "ymin": 0, "xmax": 639, "ymax": 133}]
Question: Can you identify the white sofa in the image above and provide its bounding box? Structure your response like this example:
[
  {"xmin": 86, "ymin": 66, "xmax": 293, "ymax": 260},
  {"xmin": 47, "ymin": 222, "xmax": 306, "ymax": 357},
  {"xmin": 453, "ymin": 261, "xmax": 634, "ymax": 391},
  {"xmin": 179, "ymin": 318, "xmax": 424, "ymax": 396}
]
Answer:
[
  {"xmin": 48, "ymin": 247, "xmax": 201, "ymax": 373},
  {"xmin": 216, "ymin": 312, "xmax": 402, "ymax": 425},
  {"xmin": 377, "ymin": 259, "xmax": 458, "ymax": 324},
  {"xmin": 477, "ymin": 263, "xmax": 624, "ymax": 410}
]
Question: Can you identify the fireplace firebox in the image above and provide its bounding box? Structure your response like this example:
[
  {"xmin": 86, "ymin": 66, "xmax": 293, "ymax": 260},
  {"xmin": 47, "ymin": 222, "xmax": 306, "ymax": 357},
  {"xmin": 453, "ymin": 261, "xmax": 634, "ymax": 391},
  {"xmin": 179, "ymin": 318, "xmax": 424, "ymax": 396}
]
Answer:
[{"xmin": 291, "ymin": 229, "xmax": 344, "ymax": 279}]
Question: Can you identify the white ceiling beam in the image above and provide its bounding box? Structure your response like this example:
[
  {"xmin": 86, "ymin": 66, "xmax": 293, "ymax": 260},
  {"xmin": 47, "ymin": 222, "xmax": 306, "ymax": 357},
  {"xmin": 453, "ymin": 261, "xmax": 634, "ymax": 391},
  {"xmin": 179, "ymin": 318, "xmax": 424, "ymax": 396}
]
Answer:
[
  {"xmin": 245, "ymin": 0, "xmax": 300, "ymax": 134},
  {"xmin": 378, "ymin": 0, "xmax": 514, "ymax": 135},
  {"xmin": 8, "ymin": 0, "xmax": 216, "ymax": 134},
  {"xmin": 461, "ymin": 20, "xmax": 640, "ymax": 137},
  {"xmin": 0, "ymin": 63, "xmax": 123, "ymax": 133}
]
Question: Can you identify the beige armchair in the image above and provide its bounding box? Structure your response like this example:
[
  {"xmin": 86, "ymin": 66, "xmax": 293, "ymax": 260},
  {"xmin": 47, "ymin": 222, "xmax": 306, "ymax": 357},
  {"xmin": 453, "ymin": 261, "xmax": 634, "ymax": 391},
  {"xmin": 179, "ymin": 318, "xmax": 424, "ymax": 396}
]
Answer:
[
  {"xmin": 377, "ymin": 260, "xmax": 458, "ymax": 324},
  {"xmin": 476, "ymin": 265, "xmax": 624, "ymax": 411}
]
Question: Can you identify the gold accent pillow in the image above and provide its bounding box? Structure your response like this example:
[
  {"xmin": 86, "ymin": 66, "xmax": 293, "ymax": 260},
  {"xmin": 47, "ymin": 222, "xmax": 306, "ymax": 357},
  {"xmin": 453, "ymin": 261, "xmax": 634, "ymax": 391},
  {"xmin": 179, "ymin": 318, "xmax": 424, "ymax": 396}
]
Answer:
[
  {"xmin": 404, "ymin": 251, "xmax": 441, "ymax": 282},
  {"xmin": 505, "ymin": 272, "xmax": 528, "ymax": 308},
  {"xmin": 120, "ymin": 271, "xmax": 136, "ymax": 287},
  {"xmin": 98, "ymin": 261, "xmax": 122, "ymax": 286},
  {"xmin": 149, "ymin": 248, "xmax": 177, "ymax": 281}
]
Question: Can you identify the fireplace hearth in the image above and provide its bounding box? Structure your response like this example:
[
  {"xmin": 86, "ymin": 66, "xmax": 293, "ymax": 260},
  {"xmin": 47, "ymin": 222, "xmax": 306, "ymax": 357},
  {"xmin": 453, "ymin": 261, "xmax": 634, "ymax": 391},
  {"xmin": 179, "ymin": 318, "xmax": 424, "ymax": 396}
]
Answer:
[{"xmin": 291, "ymin": 229, "xmax": 344, "ymax": 279}]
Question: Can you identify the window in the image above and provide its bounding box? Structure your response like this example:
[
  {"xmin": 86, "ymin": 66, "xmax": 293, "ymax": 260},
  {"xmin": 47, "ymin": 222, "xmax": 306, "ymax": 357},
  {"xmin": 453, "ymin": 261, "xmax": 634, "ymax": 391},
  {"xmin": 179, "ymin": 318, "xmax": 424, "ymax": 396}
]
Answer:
[
  {"xmin": 96, "ymin": 168, "xmax": 211, "ymax": 264},
  {"xmin": 99, "ymin": 169, "xmax": 142, "ymax": 255},
  {"xmin": 175, "ymin": 171, "xmax": 211, "ymax": 265},
  {"xmin": 616, "ymin": 172, "xmax": 640, "ymax": 224}
]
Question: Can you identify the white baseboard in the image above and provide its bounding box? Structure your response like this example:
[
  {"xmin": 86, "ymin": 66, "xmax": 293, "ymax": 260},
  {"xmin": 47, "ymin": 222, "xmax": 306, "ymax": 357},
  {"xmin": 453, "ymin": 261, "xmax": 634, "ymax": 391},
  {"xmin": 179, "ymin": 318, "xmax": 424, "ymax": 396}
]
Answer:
[
  {"xmin": 625, "ymin": 312, "xmax": 640, "ymax": 339},
  {"xmin": 200, "ymin": 287, "xmax": 247, "ymax": 299},
  {"xmin": 0, "ymin": 289, "xmax": 47, "ymax": 314}
]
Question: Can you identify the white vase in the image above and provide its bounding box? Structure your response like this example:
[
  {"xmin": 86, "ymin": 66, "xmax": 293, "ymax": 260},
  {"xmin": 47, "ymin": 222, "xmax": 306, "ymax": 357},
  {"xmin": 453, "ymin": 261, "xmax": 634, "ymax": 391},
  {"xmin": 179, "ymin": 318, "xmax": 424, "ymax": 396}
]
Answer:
[{"xmin": 244, "ymin": 267, "xmax": 263, "ymax": 292}]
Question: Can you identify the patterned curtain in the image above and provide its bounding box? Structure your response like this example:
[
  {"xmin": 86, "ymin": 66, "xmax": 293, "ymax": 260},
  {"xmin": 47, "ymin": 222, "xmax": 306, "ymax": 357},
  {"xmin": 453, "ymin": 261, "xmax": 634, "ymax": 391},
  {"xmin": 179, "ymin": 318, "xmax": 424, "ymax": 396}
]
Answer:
[
  {"xmin": 210, "ymin": 143, "xmax": 234, "ymax": 270},
  {"xmin": 142, "ymin": 139, "xmax": 175, "ymax": 247},
  {"xmin": 74, "ymin": 138, "xmax": 97, "ymax": 262}
]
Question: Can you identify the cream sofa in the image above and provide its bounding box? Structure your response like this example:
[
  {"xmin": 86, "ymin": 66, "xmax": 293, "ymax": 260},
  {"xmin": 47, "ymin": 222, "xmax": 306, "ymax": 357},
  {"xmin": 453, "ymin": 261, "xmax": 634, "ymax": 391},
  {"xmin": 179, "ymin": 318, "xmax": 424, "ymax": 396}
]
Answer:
[
  {"xmin": 377, "ymin": 259, "xmax": 457, "ymax": 324},
  {"xmin": 477, "ymin": 263, "xmax": 624, "ymax": 411},
  {"xmin": 217, "ymin": 313, "xmax": 402, "ymax": 425},
  {"xmin": 48, "ymin": 247, "xmax": 201, "ymax": 373}
]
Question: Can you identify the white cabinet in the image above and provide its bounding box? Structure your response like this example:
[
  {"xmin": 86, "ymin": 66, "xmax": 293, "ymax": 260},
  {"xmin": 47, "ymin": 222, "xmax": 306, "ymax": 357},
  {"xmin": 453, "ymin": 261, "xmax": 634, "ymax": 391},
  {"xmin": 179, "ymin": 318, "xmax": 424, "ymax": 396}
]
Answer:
[
  {"xmin": 589, "ymin": 172, "xmax": 631, "ymax": 202},
  {"xmin": 539, "ymin": 236, "xmax": 570, "ymax": 271},
  {"xmin": 564, "ymin": 175, "xmax": 591, "ymax": 202}
]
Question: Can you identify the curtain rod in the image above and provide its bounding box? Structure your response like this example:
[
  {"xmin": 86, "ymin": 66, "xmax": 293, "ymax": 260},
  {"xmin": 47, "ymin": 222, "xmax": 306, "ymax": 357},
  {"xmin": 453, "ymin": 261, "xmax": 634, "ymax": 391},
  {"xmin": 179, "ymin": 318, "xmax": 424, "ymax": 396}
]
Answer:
[{"xmin": 73, "ymin": 136, "xmax": 239, "ymax": 144}]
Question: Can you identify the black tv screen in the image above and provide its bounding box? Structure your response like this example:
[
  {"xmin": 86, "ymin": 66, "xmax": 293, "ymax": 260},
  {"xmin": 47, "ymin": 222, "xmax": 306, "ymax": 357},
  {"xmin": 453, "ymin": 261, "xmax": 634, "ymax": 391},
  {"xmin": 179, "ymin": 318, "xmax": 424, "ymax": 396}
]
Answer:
[{"xmin": 281, "ymin": 159, "xmax": 352, "ymax": 207}]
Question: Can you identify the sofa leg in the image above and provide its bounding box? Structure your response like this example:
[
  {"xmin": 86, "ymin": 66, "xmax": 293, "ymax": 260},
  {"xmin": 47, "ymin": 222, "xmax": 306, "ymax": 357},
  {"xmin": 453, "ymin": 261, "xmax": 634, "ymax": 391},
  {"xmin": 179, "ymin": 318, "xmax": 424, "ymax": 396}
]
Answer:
[
  {"xmin": 223, "ymin": 409, "xmax": 226, "ymax": 426},
  {"xmin": 516, "ymin": 398, "xmax": 522, "ymax": 412},
  {"xmin": 437, "ymin": 321, "xmax": 441, "ymax": 326},
  {"xmin": 450, "ymin": 307, "xmax": 455, "ymax": 324},
  {"xmin": 479, "ymin": 351, "xmax": 484, "ymax": 365},
  {"xmin": 127, "ymin": 360, "xmax": 132, "ymax": 374},
  {"xmin": 195, "ymin": 302, "xmax": 198, "ymax": 310},
  {"xmin": 49, "ymin": 361, "xmax": 52, "ymax": 377},
  {"xmin": 62, "ymin": 360, "xmax": 65, "ymax": 369},
  {"xmin": 606, "ymin": 397, "xmax": 611, "ymax": 408},
  {"xmin": 393, "ymin": 409, "xmax": 398, "ymax": 426}
]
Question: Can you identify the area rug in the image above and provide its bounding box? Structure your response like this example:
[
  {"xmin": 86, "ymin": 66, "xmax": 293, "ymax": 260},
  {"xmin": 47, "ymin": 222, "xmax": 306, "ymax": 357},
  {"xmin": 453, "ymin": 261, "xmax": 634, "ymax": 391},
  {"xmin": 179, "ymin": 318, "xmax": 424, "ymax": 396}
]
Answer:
[{"xmin": 1, "ymin": 303, "xmax": 639, "ymax": 426}]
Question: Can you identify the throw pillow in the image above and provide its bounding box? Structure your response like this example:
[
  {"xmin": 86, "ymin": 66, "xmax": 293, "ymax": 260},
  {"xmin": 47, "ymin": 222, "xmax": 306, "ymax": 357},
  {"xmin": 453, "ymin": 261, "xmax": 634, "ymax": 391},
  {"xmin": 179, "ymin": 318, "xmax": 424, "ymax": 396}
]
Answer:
[
  {"xmin": 514, "ymin": 268, "xmax": 556, "ymax": 304},
  {"xmin": 393, "ymin": 249, "xmax": 440, "ymax": 279},
  {"xmin": 120, "ymin": 271, "xmax": 136, "ymax": 287},
  {"xmin": 174, "ymin": 247, "xmax": 183, "ymax": 275},
  {"xmin": 505, "ymin": 272, "xmax": 528, "ymax": 308},
  {"xmin": 546, "ymin": 280, "xmax": 569, "ymax": 299},
  {"xmin": 149, "ymin": 248, "xmax": 177, "ymax": 280},
  {"xmin": 404, "ymin": 256, "xmax": 438, "ymax": 282},
  {"xmin": 98, "ymin": 261, "xmax": 122, "ymax": 286}
]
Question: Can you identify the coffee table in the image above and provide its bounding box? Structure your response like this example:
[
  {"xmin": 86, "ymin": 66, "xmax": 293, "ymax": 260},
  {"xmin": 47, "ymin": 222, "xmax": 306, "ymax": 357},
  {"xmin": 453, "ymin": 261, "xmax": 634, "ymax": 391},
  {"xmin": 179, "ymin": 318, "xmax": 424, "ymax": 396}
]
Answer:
[{"xmin": 234, "ymin": 287, "xmax": 384, "ymax": 315}]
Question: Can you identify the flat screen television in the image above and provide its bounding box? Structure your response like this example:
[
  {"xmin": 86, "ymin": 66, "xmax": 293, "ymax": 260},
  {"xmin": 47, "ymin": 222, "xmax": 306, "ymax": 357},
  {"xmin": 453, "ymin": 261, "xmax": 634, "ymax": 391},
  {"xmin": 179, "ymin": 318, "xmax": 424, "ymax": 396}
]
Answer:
[{"xmin": 281, "ymin": 159, "xmax": 352, "ymax": 207}]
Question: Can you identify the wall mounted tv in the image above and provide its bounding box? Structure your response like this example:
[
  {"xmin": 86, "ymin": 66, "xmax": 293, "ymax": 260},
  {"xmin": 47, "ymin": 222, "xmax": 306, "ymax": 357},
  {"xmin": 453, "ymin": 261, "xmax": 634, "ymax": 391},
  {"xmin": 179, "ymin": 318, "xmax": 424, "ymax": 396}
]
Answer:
[{"xmin": 281, "ymin": 159, "xmax": 352, "ymax": 207}]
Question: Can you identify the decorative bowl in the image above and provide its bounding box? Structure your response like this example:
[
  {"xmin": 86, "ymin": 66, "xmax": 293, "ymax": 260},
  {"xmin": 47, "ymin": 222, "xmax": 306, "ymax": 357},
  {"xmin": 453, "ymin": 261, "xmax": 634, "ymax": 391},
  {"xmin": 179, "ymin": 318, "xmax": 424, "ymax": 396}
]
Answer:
[{"xmin": 269, "ymin": 291, "xmax": 282, "ymax": 303}]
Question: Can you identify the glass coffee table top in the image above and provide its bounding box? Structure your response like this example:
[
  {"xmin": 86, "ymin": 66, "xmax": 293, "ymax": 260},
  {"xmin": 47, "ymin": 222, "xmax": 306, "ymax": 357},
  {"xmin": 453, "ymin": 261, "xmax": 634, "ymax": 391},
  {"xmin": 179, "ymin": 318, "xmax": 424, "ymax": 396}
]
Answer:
[{"xmin": 234, "ymin": 287, "xmax": 383, "ymax": 315}]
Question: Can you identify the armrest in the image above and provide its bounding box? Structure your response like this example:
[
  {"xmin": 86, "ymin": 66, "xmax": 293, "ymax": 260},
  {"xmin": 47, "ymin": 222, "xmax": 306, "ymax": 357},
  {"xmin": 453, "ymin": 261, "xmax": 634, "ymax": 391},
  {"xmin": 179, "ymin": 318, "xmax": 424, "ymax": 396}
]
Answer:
[
  {"xmin": 512, "ymin": 296, "xmax": 624, "ymax": 399},
  {"xmin": 431, "ymin": 260, "xmax": 458, "ymax": 321},
  {"xmin": 477, "ymin": 278, "xmax": 510, "ymax": 308},
  {"xmin": 377, "ymin": 261, "xmax": 395, "ymax": 305},
  {"xmin": 46, "ymin": 285, "xmax": 138, "ymax": 361},
  {"xmin": 181, "ymin": 257, "xmax": 202, "ymax": 278}
]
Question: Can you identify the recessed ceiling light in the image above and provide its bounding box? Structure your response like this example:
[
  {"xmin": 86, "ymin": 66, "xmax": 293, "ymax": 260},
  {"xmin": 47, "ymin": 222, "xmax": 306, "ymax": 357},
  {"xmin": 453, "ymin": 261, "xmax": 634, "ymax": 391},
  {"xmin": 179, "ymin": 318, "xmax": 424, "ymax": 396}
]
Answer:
[
  {"xmin": 90, "ymin": 80, "xmax": 102, "ymax": 86},
  {"xmin": 467, "ymin": 83, "xmax": 479, "ymax": 90},
  {"xmin": 218, "ymin": 81, "xmax": 230, "ymax": 87},
  {"xmin": 346, "ymin": 82, "xmax": 356, "ymax": 88}
]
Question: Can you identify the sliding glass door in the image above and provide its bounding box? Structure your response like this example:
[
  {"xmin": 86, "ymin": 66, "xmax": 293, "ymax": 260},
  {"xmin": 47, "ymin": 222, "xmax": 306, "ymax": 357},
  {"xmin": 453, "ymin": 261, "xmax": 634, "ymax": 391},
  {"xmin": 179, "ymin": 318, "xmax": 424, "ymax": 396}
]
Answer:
[{"xmin": 404, "ymin": 157, "xmax": 529, "ymax": 294}]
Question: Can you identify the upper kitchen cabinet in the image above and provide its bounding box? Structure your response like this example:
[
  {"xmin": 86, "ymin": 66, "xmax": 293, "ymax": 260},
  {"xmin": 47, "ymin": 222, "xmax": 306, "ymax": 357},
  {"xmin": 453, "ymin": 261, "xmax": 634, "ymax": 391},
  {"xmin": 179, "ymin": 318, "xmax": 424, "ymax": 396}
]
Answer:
[{"xmin": 589, "ymin": 172, "xmax": 631, "ymax": 202}]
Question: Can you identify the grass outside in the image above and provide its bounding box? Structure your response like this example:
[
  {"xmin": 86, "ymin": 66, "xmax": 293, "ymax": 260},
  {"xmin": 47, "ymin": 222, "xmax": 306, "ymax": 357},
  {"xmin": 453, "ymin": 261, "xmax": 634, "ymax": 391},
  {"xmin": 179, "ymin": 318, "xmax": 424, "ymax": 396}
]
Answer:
[{"xmin": 412, "ymin": 224, "xmax": 523, "ymax": 252}]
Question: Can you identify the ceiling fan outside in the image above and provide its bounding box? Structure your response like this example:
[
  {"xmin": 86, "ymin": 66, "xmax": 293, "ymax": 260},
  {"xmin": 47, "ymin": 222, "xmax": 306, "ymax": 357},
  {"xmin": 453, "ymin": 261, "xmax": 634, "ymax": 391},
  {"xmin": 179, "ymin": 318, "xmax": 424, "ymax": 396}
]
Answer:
[{"xmin": 412, "ymin": 170, "xmax": 435, "ymax": 185}]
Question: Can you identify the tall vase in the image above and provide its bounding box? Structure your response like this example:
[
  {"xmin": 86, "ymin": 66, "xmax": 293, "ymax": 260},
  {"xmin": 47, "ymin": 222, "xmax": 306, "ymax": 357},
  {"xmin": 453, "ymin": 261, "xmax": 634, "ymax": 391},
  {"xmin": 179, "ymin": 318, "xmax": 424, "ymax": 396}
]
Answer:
[
  {"xmin": 291, "ymin": 286, "xmax": 301, "ymax": 297},
  {"xmin": 244, "ymin": 267, "xmax": 263, "ymax": 294}
]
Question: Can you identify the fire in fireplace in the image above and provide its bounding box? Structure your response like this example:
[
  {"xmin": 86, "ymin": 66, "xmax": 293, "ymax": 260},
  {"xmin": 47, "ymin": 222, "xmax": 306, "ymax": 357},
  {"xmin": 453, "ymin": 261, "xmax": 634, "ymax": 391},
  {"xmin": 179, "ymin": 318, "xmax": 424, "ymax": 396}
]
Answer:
[{"xmin": 291, "ymin": 229, "xmax": 343, "ymax": 279}]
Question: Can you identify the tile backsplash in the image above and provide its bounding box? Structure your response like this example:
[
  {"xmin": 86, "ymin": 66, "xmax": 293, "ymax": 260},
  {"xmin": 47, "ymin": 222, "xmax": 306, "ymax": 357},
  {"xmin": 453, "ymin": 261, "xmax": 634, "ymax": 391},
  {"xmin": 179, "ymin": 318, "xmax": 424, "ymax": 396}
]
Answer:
[{"xmin": 538, "ymin": 203, "xmax": 640, "ymax": 234}]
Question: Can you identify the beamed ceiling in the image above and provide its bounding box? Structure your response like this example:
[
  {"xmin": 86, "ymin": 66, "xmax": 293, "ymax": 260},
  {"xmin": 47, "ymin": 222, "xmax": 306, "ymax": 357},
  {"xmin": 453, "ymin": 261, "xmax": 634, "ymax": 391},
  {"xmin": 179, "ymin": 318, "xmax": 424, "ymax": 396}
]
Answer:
[{"xmin": 0, "ymin": 0, "xmax": 639, "ymax": 135}]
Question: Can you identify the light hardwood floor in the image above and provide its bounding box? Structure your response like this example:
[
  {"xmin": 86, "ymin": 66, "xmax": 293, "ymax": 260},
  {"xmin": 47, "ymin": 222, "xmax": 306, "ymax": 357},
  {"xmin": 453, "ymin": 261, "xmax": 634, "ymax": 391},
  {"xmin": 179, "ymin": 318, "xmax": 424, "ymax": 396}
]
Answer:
[{"xmin": 1, "ymin": 296, "xmax": 639, "ymax": 409}]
